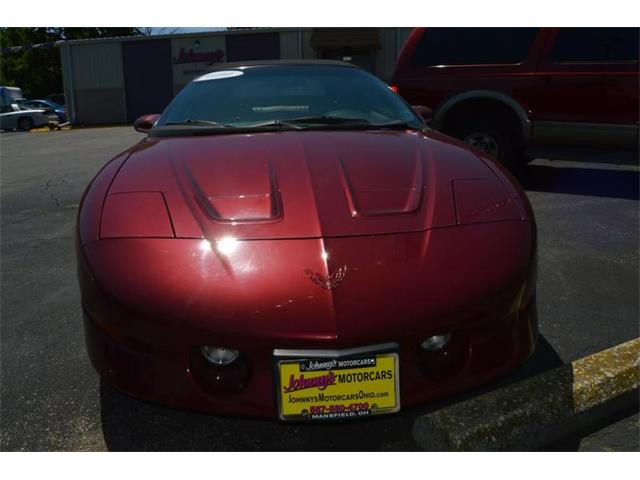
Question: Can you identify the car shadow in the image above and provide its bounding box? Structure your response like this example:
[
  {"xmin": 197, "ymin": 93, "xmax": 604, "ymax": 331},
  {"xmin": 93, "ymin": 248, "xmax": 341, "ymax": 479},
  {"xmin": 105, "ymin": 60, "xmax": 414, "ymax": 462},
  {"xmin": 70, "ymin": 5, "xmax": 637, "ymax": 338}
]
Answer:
[
  {"xmin": 521, "ymin": 162, "xmax": 639, "ymax": 200},
  {"xmin": 99, "ymin": 335, "xmax": 564, "ymax": 451}
]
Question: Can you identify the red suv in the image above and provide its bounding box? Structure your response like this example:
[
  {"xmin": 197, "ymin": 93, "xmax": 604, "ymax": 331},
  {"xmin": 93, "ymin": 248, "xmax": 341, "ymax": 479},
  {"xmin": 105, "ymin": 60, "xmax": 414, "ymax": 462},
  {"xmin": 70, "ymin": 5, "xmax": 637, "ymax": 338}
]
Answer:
[{"xmin": 393, "ymin": 28, "xmax": 639, "ymax": 171}]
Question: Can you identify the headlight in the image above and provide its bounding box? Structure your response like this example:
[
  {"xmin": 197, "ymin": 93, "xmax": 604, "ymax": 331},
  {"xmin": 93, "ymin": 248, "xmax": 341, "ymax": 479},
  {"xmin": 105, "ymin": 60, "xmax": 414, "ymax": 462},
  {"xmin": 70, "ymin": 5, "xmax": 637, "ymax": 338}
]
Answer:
[
  {"xmin": 452, "ymin": 178, "xmax": 523, "ymax": 224},
  {"xmin": 100, "ymin": 192, "xmax": 174, "ymax": 238}
]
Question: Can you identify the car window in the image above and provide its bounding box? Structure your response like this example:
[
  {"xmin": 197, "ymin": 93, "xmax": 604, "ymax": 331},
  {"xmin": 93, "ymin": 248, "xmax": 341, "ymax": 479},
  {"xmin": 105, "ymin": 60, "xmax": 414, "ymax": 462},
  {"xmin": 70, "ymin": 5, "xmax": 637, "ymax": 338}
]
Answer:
[
  {"xmin": 552, "ymin": 28, "xmax": 639, "ymax": 63},
  {"xmin": 157, "ymin": 65, "xmax": 423, "ymax": 129},
  {"xmin": 411, "ymin": 28, "xmax": 540, "ymax": 67},
  {"xmin": 38, "ymin": 100, "xmax": 62, "ymax": 109}
]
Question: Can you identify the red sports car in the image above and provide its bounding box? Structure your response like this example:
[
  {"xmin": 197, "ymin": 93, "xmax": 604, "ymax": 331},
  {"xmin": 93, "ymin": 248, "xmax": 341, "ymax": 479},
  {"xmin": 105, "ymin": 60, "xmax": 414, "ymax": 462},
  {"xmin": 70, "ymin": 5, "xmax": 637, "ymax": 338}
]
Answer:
[{"xmin": 77, "ymin": 60, "xmax": 537, "ymax": 421}]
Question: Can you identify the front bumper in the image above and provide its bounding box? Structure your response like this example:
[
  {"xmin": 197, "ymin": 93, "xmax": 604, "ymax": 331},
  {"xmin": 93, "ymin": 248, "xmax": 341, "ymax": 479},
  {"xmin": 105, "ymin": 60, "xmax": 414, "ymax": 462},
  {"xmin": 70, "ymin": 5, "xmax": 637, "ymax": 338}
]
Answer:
[{"xmin": 84, "ymin": 298, "xmax": 537, "ymax": 417}]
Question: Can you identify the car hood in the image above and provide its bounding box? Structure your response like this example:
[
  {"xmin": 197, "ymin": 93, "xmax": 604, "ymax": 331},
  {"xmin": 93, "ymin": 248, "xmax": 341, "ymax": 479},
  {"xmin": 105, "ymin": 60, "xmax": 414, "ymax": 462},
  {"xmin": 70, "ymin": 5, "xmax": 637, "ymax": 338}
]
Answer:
[{"xmin": 108, "ymin": 129, "xmax": 504, "ymax": 240}]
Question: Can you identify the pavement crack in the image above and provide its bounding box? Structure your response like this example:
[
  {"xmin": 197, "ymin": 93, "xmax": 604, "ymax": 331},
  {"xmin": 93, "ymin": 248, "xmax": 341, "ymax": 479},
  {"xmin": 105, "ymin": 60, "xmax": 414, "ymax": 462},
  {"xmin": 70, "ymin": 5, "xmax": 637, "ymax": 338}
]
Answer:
[
  {"xmin": 51, "ymin": 194, "xmax": 61, "ymax": 208},
  {"xmin": 40, "ymin": 179, "xmax": 53, "ymax": 194}
]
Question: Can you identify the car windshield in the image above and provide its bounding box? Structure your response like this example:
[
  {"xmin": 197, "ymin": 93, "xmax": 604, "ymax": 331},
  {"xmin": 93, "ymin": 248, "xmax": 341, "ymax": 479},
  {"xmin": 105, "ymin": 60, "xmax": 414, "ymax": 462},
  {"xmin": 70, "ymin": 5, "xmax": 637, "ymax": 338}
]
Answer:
[{"xmin": 154, "ymin": 65, "xmax": 423, "ymax": 134}]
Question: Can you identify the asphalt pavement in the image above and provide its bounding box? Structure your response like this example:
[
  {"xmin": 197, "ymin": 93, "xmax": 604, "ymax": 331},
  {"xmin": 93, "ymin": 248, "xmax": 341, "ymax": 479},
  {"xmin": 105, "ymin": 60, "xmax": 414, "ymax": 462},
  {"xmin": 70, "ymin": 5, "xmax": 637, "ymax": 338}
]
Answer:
[{"xmin": 1, "ymin": 127, "xmax": 638, "ymax": 451}]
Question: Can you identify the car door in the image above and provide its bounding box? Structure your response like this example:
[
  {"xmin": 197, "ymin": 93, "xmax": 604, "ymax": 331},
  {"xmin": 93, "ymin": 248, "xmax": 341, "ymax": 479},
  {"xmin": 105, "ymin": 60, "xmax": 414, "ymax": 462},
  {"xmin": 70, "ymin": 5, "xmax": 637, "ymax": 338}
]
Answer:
[
  {"xmin": 0, "ymin": 105, "xmax": 17, "ymax": 129},
  {"xmin": 532, "ymin": 27, "xmax": 639, "ymax": 149}
]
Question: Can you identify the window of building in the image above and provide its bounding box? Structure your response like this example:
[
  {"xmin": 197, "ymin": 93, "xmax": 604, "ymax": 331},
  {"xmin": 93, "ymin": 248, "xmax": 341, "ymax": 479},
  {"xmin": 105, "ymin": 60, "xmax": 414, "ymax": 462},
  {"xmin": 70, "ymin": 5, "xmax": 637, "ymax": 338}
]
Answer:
[
  {"xmin": 319, "ymin": 46, "xmax": 375, "ymax": 72},
  {"xmin": 412, "ymin": 28, "xmax": 540, "ymax": 67},
  {"xmin": 310, "ymin": 28, "xmax": 381, "ymax": 74},
  {"xmin": 552, "ymin": 28, "xmax": 639, "ymax": 63}
]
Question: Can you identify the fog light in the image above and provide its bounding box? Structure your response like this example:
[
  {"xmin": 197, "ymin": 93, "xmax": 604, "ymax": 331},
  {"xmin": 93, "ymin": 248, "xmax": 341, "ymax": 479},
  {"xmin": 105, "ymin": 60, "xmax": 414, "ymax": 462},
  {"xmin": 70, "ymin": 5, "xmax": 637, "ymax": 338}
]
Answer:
[
  {"xmin": 420, "ymin": 334, "xmax": 451, "ymax": 351},
  {"xmin": 418, "ymin": 333, "xmax": 469, "ymax": 380},
  {"xmin": 201, "ymin": 346, "xmax": 240, "ymax": 366}
]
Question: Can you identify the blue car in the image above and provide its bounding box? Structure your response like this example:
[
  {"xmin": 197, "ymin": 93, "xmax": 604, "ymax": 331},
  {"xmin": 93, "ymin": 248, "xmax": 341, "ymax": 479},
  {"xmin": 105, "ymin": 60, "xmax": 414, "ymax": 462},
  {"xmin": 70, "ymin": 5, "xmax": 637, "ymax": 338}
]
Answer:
[{"xmin": 21, "ymin": 99, "xmax": 67, "ymax": 123}]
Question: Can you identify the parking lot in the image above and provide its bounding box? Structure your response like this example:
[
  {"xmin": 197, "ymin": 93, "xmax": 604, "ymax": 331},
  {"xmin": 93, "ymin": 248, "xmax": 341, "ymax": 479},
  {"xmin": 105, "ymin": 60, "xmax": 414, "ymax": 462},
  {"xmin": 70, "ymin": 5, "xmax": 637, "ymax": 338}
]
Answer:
[{"xmin": 1, "ymin": 127, "xmax": 638, "ymax": 451}]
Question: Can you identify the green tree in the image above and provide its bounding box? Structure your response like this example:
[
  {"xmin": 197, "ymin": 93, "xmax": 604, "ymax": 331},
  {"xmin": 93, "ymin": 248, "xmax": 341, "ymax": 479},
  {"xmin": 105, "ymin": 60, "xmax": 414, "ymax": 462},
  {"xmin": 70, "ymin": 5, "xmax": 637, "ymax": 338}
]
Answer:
[{"xmin": 0, "ymin": 28, "xmax": 141, "ymax": 99}]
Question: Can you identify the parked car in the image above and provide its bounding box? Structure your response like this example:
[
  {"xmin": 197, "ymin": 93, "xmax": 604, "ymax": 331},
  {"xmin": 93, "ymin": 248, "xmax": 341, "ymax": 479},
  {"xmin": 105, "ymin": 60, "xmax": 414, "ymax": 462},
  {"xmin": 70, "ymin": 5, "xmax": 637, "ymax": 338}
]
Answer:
[
  {"xmin": 392, "ymin": 28, "xmax": 640, "ymax": 171},
  {"xmin": 77, "ymin": 60, "xmax": 537, "ymax": 420},
  {"xmin": 0, "ymin": 103, "xmax": 59, "ymax": 131},
  {"xmin": 46, "ymin": 93, "xmax": 66, "ymax": 107},
  {"xmin": 22, "ymin": 99, "xmax": 67, "ymax": 123}
]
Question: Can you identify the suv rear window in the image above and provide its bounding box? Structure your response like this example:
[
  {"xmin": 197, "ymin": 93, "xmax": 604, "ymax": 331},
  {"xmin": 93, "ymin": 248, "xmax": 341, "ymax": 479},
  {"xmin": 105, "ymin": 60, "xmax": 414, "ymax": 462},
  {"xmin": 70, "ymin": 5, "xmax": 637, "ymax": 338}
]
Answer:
[
  {"xmin": 552, "ymin": 28, "xmax": 639, "ymax": 63},
  {"xmin": 412, "ymin": 28, "xmax": 539, "ymax": 67}
]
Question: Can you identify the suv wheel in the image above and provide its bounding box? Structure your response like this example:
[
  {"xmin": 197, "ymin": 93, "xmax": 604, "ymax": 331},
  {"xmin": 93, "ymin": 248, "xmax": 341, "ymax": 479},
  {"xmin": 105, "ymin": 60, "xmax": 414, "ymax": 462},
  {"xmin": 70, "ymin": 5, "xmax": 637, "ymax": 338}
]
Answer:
[
  {"xmin": 447, "ymin": 113, "xmax": 524, "ymax": 174},
  {"xmin": 17, "ymin": 117, "xmax": 34, "ymax": 131},
  {"xmin": 463, "ymin": 131, "xmax": 500, "ymax": 158}
]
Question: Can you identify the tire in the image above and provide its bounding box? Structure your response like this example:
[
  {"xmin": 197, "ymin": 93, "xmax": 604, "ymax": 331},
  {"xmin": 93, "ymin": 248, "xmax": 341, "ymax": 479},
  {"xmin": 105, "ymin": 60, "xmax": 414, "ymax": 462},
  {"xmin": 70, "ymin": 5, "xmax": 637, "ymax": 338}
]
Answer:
[
  {"xmin": 446, "ymin": 112, "xmax": 525, "ymax": 175},
  {"xmin": 17, "ymin": 117, "xmax": 34, "ymax": 132}
]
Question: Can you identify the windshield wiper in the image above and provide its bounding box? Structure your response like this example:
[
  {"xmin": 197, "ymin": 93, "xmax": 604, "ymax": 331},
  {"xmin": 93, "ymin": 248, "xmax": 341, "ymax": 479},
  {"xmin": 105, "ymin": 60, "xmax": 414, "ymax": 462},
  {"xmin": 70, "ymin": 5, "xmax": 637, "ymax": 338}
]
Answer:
[
  {"xmin": 247, "ymin": 116, "xmax": 422, "ymax": 130},
  {"xmin": 164, "ymin": 119, "xmax": 233, "ymax": 127},
  {"xmin": 281, "ymin": 115, "xmax": 374, "ymax": 126},
  {"xmin": 240, "ymin": 116, "xmax": 374, "ymax": 130},
  {"xmin": 368, "ymin": 120, "xmax": 423, "ymax": 130},
  {"xmin": 239, "ymin": 119, "xmax": 306, "ymax": 130},
  {"xmin": 158, "ymin": 117, "xmax": 422, "ymax": 135}
]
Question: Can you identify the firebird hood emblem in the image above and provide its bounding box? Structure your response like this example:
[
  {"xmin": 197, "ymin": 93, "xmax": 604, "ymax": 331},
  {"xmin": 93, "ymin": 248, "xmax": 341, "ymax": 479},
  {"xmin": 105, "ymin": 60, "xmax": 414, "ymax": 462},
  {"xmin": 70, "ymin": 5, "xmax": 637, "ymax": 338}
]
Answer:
[{"xmin": 304, "ymin": 265, "xmax": 348, "ymax": 290}]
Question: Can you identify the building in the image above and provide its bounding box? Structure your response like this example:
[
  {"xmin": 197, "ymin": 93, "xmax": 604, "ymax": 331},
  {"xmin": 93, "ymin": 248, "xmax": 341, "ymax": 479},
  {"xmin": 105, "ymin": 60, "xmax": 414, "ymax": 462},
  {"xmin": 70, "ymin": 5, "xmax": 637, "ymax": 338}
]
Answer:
[{"xmin": 57, "ymin": 28, "xmax": 413, "ymax": 125}]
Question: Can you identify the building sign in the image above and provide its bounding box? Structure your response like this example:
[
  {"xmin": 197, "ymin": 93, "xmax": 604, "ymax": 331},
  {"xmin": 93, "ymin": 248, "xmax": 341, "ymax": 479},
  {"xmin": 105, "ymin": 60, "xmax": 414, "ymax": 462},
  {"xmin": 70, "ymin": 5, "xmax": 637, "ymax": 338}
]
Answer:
[
  {"xmin": 171, "ymin": 36, "xmax": 227, "ymax": 90},
  {"xmin": 173, "ymin": 48, "xmax": 225, "ymax": 66}
]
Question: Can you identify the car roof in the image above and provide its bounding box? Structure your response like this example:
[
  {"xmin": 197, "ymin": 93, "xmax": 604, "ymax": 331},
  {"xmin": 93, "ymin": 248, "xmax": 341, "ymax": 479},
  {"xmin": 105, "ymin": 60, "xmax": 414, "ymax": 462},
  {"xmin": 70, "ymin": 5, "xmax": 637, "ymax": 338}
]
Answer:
[{"xmin": 203, "ymin": 59, "xmax": 360, "ymax": 72}]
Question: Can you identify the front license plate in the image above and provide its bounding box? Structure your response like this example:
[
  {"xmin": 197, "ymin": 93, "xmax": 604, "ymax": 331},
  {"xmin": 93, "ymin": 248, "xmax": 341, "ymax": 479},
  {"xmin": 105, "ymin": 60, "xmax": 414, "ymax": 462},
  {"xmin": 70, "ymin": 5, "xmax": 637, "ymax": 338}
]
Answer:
[{"xmin": 277, "ymin": 353, "xmax": 400, "ymax": 421}]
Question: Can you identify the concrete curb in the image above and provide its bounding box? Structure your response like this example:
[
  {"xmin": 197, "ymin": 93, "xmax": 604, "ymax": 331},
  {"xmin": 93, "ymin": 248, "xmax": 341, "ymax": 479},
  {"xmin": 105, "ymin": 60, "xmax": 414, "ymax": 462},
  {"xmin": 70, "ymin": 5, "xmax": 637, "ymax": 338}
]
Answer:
[
  {"xmin": 30, "ymin": 126, "xmax": 71, "ymax": 133},
  {"xmin": 413, "ymin": 337, "xmax": 640, "ymax": 451}
]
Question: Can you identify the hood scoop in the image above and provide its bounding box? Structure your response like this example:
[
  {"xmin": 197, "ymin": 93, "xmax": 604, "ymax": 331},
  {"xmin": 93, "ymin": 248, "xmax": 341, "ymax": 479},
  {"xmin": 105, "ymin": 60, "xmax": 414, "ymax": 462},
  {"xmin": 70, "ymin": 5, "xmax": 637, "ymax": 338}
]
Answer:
[
  {"xmin": 185, "ymin": 154, "xmax": 280, "ymax": 223},
  {"xmin": 338, "ymin": 144, "xmax": 424, "ymax": 217}
]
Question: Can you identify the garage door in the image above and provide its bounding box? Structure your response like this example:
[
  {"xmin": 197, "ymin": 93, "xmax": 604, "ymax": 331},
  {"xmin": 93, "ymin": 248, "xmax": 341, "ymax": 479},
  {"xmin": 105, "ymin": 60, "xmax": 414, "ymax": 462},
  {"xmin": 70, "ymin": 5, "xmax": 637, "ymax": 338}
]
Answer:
[
  {"xmin": 123, "ymin": 40, "xmax": 174, "ymax": 122},
  {"xmin": 226, "ymin": 32, "xmax": 281, "ymax": 62}
]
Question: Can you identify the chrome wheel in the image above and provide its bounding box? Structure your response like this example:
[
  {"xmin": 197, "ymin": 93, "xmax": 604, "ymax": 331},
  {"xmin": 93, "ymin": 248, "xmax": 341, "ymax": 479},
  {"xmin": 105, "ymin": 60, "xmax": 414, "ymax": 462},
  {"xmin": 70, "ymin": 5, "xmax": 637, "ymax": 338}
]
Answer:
[{"xmin": 463, "ymin": 131, "xmax": 499, "ymax": 158}]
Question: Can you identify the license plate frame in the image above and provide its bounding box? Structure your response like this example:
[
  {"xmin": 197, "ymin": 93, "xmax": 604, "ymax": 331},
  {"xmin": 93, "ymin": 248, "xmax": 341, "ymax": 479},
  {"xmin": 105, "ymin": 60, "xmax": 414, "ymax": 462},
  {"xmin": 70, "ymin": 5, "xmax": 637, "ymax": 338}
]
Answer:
[{"xmin": 273, "ymin": 343, "xmax": 400, "ymax": 422}]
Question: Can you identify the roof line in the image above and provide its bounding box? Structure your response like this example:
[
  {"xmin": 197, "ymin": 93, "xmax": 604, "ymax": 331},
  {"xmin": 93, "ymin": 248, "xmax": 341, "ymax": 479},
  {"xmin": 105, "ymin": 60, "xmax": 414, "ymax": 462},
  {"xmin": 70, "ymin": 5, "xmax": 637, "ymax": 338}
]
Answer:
[
  {"xmin": 201, "ymin": 59, "xmax": 360, "ymax": 71},
  {"xmin": 55, "ymin": 27, "xmax": 311, "ymax": 47}
]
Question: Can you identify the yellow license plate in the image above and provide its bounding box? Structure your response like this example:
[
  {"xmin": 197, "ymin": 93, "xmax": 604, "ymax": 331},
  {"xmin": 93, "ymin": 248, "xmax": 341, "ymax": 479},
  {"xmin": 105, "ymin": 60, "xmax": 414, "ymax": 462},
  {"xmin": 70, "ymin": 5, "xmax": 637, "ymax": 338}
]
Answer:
[{"xmin": 277, "ymin": 353, "xmax": 400, "ymax": 421}]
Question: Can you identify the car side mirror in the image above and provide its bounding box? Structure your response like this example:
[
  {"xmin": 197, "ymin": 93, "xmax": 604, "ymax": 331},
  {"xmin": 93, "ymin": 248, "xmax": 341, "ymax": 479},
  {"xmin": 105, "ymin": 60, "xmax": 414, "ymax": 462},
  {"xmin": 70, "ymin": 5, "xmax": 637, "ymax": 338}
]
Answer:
[
  {"xmin": 134, "ymin": 114, "xmax": 160, "ymax": 133},
  {"xmin": 412, "ymin": 105, "xmax": 434, "ymax": 125}
]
